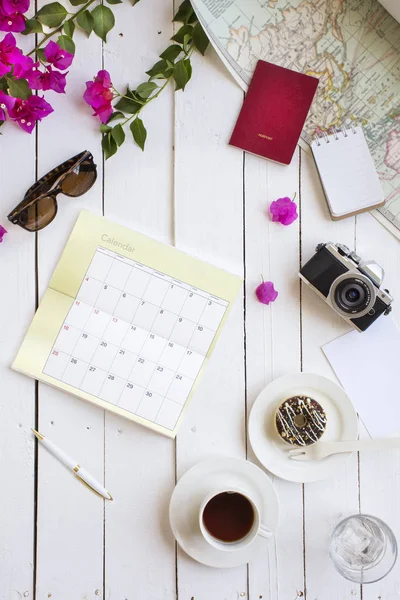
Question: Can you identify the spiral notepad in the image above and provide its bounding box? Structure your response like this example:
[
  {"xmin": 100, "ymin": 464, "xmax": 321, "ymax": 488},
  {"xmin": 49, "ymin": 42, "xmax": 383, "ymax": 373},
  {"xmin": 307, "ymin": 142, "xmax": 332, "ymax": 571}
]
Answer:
[{"xmin": 311, "ymin": 126, "xmax": 384, "ymax": 220}]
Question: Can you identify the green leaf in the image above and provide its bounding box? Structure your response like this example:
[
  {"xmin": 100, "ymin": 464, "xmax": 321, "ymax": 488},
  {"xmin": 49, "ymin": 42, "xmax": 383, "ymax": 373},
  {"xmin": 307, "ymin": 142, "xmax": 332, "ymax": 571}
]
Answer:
[
  {"xmin": 159, "ymin": 44, "xmax": 182, "ymax": 62},
  {"xmin": 57, "ymin": 35, "xmax": 75, "ymax": 54},
  {"xmin": 173, "ymin": 0, "xmax": 194, "ymax": 24},
  {"xmin": 132, "ymin": 0, "xmax": 141, "ymax": 4},
  {"xmin": 192, "ymin": 21, "xmax": 209, "ymax": 55},
  {"xmin": 114, "ymin": 95, "xmax": 141, "ymax": 115},
  {"xmin": 91, "ymin": 4, "xmax": 115, "ymax": 42},
  {"xmin": 184, "ymin": 58, "xmax": 192, "ymax": 83},
  {"xmin": 107, "ymin": 111, "xmax": 125, "ymax": 123},
  {"xmin": 130, "ymin": 117, "xmax": 147, "ymax": 151},
  {"xmin": 22, "ymin": 18, "xmax": 43, "ymax": 35},
  {"xmin": 183, "ymin": 33, "xmax": 192, "ymax": 53},
  {"xmin": 102, "ymin": 132, "xmax": 118, "ymax": 159},
  {"xmin": 77, "ymin": 9, "xmax": 94, "ymax": 36},
  {"xmin": 171, "ymin": 24, "xmax": 193, "ymax": 43},
  {"xmin": 36, "ymin": 2, "xmax": 68, "ymax": 27},
  {"xmin": 106, "ymin": 0, "xmax": 123, "ymax": 4},
  {"xmin": 63, "ymin": 19, "xmax": 75, "ymax": 38},
  {"xmin": 37, "ymin": 48, "xmax": 46, "ymax": 62},
  {"xmin": 173, "ymin": 58, "xmax": 190, "ymax": 91},
  {"xmin": 100, "ymin": 124, "xmax": 112, "ymax": 133},
  {"xmin": 188, "ymin": 10, "xmax": 198, "ymax": 24},
  {"xmin": 7, "ymin": 77, "xmax": 31, "ymax": 100},
  {"xmin": 135, "ymin": 81, "xmax": 158, "ymax": 99},
  {"xmin": 111, "ymin": 123, "xmax": 125, "ymax": 146},
  {"xmin": 146, "ymin": 59, "xmax": 165, "ymax": 77},
  {"xmin": 69, "ymin": 0, "xmax": 87, "ymax": 5},
  {"xmin": 0, "ymin": 78, "xmax": 8, "ymax": 93}
]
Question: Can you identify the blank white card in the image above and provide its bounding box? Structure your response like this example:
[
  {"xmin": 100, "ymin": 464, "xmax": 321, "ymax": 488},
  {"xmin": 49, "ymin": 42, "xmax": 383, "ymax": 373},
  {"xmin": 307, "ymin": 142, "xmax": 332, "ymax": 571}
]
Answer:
[{"xmin": 323, "ymin": 317, "xmax": 400, "ymax": 438}]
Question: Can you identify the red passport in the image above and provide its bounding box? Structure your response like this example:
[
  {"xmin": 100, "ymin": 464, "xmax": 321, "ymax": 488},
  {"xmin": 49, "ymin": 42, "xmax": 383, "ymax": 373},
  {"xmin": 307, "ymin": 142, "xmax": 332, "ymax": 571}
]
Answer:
[{"xmin": 229, "ymin": 61, "xmax": 319, "ymax": 165}]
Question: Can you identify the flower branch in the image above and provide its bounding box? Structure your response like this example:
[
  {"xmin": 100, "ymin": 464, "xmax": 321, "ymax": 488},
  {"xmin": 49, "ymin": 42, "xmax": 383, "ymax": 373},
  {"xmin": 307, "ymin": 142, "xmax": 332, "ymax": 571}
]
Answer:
[{"xmin": 83, "ymin": 0, "xmax": 210, "ymax": 157}]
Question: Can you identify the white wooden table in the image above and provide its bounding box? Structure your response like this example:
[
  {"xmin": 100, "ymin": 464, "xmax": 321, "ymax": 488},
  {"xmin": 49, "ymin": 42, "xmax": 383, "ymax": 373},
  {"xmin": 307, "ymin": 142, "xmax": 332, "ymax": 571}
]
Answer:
[{"xmin": 1, "ymin": 1, "xmax": 400, "ymax": 598}]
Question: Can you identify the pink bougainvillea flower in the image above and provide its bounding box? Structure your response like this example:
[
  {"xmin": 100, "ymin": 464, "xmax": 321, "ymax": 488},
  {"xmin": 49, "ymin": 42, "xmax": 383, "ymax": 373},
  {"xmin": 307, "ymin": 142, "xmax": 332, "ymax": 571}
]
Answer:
[
  {"xmin": 0, "ymin": 89, "xmax": 15, "ymax": 120},
  {"xmin": 94, "ymin": 69, "xmax": 111, "ymax": 88},
  {"xmin": 269, "ymin": 196, "xmax": 298, "ymax": 226},
  {"xmin": 0, "ymin": 224, "xmax": 7, "ymax": 242},
  {"xmin": 0, "ymin": 0, "xmax": 29, "ymax": 15},
  {"xmin": 0, "ymin": 8, "xmax": 25, "ymax": 32},
  {"xmin": 27, "ymin": 65, "xmax": 67, "ymax": 93},
  {"xmin": 255, "ymin": 281, "xmax": 278, "ymax": 305},
  {"xmin": 84, "ymin": 70, "xmax": 114, "ymax": 123},
  {"xmin": 9, "ymin": 95, "xmax": 53, "ymax": 133},
  {"xmin": 0, "ymin": 32, "xmax": 22, "ymax": 76},
  {"xmin": 44, "ymin": 40, "xmax": 73, "ymax": 70},
  {"xmin": 13, "ymin": 53, "xmax": 34, "ymax": 79}
]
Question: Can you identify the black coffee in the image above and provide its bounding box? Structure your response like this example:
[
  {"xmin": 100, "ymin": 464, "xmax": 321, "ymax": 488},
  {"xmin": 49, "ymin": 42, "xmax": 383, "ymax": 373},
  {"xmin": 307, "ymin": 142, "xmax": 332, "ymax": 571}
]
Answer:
[{"xmin": 202, "ymin": 492, "xmax": 254, "ymax": 542}]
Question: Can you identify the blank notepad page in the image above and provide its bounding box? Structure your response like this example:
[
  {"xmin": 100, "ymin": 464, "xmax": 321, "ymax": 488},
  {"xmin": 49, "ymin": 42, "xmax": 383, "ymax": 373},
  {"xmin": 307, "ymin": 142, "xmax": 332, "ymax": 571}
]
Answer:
[{"xmin": 311, "ymin": 126, "xmax": 383, "ymax": 219}]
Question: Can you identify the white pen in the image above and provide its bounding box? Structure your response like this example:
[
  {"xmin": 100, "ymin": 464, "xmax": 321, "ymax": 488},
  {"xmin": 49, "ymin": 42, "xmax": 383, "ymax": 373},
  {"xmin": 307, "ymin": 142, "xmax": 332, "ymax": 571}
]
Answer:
[{"xmin": 32, "ymin": 429, "xmax": 113, "ymax": 501}]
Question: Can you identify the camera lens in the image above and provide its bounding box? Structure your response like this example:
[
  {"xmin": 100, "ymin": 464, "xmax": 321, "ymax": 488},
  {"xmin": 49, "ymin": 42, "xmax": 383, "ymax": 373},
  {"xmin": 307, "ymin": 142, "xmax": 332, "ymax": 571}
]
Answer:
[{"xmin": 334, "ymin": 278, "xmax": 372, "ymax": 315}]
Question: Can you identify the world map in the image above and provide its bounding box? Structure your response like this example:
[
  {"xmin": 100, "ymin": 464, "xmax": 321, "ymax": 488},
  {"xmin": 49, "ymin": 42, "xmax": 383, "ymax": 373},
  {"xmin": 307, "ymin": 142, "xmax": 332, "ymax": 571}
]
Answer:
[{"xmin": 192, "ymin": 0, "xmax": 400, "ymax": 235}]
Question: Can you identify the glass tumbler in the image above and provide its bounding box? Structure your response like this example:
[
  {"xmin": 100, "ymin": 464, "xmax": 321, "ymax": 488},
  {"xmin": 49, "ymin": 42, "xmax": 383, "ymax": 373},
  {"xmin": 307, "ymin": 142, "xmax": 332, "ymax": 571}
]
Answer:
[{"xmin": 329, "ymin": 514, "xmax": 398, "ymax": 584}]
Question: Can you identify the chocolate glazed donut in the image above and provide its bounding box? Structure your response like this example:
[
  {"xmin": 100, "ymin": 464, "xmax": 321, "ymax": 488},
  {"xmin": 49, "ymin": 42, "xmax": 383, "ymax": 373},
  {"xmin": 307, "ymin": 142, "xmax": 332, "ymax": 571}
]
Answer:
[{"xmin": 275, "ymin": 395, "xmax": 327, "ymax": 446}]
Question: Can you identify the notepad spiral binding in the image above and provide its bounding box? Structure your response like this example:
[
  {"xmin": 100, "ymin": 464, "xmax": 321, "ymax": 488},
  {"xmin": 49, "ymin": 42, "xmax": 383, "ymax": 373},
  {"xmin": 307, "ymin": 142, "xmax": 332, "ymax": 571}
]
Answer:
[{"xmin": 314, "ymin": 124, "xmax": 358, "ymax": 146}]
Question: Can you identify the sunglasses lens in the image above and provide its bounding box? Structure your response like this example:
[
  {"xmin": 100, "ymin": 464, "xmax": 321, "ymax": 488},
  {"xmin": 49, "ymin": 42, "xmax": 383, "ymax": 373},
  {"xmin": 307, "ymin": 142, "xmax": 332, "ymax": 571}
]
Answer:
[
  {"xmin": 61, "ymin": 158, "xmax": 97, "ymax": 197},
  {"xmin": 19, "ymin": 196, "xmax": 57, "ymax": 231}
]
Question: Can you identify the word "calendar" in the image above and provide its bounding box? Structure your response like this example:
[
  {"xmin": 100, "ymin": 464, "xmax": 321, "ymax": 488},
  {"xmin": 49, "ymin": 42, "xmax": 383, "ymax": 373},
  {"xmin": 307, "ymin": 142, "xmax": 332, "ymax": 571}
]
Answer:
[{"xmin": 43, "ymin": 247, "xmax": 228, "ymax": 432}]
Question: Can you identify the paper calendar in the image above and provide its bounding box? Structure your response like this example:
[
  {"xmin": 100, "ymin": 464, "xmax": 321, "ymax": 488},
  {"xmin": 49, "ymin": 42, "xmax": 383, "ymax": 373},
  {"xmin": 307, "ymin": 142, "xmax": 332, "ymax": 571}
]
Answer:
[{"xmin": 13, "ymin": 211, "xmax": 242, "ymax": 437}]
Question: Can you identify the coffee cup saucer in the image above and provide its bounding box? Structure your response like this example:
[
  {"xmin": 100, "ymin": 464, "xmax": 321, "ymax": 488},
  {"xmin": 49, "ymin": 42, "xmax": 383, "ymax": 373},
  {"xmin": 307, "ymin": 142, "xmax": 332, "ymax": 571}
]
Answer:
[{"xmin": 169, "ymin": 456, "xmax": 279, "ymax": 568}]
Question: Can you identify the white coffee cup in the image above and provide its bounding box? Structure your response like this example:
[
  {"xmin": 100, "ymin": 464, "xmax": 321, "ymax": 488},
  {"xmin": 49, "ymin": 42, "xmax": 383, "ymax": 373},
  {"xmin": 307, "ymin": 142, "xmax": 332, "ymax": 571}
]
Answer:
[{"xmin": 199, "ymin": 486, "xmax": 273, "ymax": 552}]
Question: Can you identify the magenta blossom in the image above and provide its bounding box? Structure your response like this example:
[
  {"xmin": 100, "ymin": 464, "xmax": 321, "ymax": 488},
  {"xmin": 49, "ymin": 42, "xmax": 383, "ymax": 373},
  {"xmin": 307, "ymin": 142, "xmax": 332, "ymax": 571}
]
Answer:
[
  {"xmin": 28, "ymin": 65, "xmax": 67, "ymax": 93},
  {"xmin": 255, "ymin": 281, "xmax": 278, "ymax": 305},
  {"xmin": 0, "ymin": 8, "xmax": 25, "ymax": 32},
  {"xmin": 0, "ymin": 0, "xmax": 29, "ymax": 15},
  {"xmin": 0, "ymin": 32, "xmax": 22, "ymax": 76},
  {"xmin": 44, "ymin": 40, "xmax": 73, "ymax": 70},
  {"xmin": 13, "ymin": 53, "xmax": 34, "ymax": 79},
  {"xmin": 0, "ymin": 224, "xmax": 7, "ymax": 242},
  {"xmin": 269, "ymin": 196, "xmax": 298, "ymax": 226},
  {"xmin": 84, "ymin": 69, "xmax": 114, "ymax": 123},
  {"xmin": 0, "ymin": 89, "xmax": 15, "ymax": 120},
  {"xmin": 9, "ymin": 95, "xmax": 53, "ymax": 133}
]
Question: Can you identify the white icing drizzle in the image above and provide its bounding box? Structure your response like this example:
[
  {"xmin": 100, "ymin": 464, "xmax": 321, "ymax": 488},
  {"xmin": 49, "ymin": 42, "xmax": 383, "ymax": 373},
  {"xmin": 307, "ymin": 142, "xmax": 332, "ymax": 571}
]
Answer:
[{"xmin": 276, "ymin": 396, "xmax": 327, "ymax": 445}]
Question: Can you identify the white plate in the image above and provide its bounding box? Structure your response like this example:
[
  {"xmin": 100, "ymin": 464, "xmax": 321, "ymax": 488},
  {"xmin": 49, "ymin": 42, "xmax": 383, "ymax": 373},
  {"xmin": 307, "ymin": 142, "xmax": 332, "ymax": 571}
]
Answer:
[
  {"xmin": 249, "ymin": 373, "xmax": 358, "ymax": 483},
  {"xmin": 169, "ymin": 457, "xmax": 279, "ymax": 568}
]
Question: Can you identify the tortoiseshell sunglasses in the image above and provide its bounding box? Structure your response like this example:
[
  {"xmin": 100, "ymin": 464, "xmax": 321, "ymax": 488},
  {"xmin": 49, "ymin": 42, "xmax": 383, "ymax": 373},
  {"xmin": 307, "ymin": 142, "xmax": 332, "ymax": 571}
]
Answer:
[{"xmin": 7, "ymin": 150, "xmax": 97, "ymax": 232}]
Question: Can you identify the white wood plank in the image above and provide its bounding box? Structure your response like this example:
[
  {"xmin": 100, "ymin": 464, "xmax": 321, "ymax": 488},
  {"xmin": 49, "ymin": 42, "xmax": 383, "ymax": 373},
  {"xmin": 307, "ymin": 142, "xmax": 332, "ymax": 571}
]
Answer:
[
  {"xmin": 35, "ymin": 16, "xmax": 105, "ymax": 598},
  {"xmin": 300, "ymin": 150, "xmax": 361, "ymax": 599},
  {"xmin": 102, "ymin": 1, "xmax": 176, "ymax": 597},
  {"xmin": 244, "ymin": 150, "xmax": 305, "ymax": 600},
  {"xmin": 0, "ymin": 127, "xmax": 36, "ymax": 598},
  {"xmin": 174, "ymin": 46, "xmax": 247, "ymax": 598},
  {"xmin": 355, "ymin": 212, "xmax": 400, "ymax": 599}
]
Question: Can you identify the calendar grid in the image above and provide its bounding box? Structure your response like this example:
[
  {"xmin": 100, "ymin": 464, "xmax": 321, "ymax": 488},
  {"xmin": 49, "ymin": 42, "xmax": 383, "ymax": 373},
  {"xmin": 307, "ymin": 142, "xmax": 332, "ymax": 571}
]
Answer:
[{"xmin": 43, "ymin": 246, "xmax": 229, "ymax": 431}]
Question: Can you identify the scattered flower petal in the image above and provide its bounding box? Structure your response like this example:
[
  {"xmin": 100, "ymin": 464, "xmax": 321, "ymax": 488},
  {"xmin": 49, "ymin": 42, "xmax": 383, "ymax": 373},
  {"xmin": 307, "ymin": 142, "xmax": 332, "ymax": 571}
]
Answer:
[
  {"xmin": 44, "ymin": 40, "xmax": 73, "ymax": 70},
  {"xmin": 270, "ymin": 196, "xmax": 298, "ymax": 226},
  {"xmin": 256, "ymin": 281, "xmax": 278, "ymax": 305},
  {"xmin": 0, "ymin": 224, "xmax": 7, "ymax": 242}
]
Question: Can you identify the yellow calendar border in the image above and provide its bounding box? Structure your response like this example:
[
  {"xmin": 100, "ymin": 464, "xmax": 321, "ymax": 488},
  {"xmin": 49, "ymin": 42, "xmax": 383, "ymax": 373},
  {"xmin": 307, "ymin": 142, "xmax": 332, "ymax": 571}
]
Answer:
[{"xmin": 12, "ymin": 211, "xmax": 242, "ymax": 438}]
